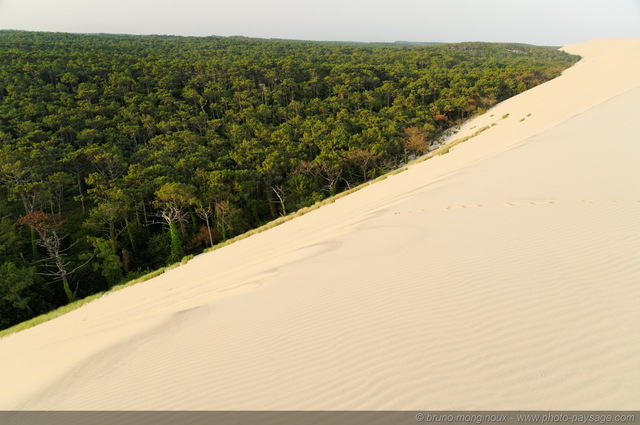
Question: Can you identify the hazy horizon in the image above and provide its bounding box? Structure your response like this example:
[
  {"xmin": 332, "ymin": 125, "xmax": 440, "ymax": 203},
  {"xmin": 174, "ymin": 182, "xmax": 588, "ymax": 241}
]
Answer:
[{"xmin": 1, "ymin": 0, "xmax": 639, "ymax": 46}]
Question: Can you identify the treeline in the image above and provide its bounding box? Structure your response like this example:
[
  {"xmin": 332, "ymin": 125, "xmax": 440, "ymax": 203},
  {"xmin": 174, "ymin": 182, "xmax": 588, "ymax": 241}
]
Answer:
[{"xmin": 0, "ymin": 30, "xmax": 579, "ymax": 329}]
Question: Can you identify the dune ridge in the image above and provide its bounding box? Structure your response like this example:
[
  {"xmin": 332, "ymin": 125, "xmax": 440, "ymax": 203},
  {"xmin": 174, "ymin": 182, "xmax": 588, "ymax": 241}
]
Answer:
[{"xmin": 1, "ymin": 38, "xmax": 639, "ymax": 410}]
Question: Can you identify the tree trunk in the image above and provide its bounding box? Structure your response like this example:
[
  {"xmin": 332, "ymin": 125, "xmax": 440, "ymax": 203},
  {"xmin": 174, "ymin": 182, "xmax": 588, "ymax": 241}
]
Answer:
[
  {"xmin": 109, "ymin": 226, "xmax": 118, "ymax": 253},
  {"xmin": 273, "ymin": 186, "xmax": 286, "ymax": 216},
  {"xmin": 204, "ymin": 215, "xmax": 214, "ymax": 247},
  {"xmin": 125, "ymin": 219, "xmax": 136, "ymax": 252},
  {"xmin": 218, "ymin": 218, "xmax": 227, "ymax": 242},
  {"xmin": 60, "ymin": 270, "xmax": 75, "ymax": 303},
  {"xmin": 30, "ymin": 228, "xmax": 38, "ymax": 260},
  {"xmin": 265, "ymin": 182, "xmax": 277, "ymax": 219},
  {"xmin": 122, "ymin": 248, "xmax": 130, "ymax": 273},
  {"xmin": 168, "ymin": 221, "xmax": 184, "ymax": 263},
  {"xmin": 76, "ymin": 169, "xmax": 86, "ymax": 215}
]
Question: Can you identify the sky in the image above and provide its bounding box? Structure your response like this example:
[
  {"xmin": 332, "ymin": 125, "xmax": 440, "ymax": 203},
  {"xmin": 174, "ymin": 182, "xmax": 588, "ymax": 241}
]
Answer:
[{"xmin": 0, "ymin": 0, "xmax": 639, "ymax": 46}]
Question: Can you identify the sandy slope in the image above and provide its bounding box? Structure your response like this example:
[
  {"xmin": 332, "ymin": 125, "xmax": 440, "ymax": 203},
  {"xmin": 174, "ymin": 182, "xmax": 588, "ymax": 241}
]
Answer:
[{"xmin": 1, "ymin": 39, "xmax": 640, "ymax": 410}]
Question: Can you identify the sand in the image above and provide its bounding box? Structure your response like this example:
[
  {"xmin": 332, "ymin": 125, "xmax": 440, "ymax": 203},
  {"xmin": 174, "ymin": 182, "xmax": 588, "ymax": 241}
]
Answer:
[{"xmin": 1, "ymin": 38, "xmax": 640, "ymax": 410}]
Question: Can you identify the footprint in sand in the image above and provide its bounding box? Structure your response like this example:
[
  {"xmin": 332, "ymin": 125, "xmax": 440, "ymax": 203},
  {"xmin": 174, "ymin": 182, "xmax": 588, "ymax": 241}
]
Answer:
[
  {"xmin": 506, "ymin": 200, "xmax": 560, "ymax": 207},
  {"xmin": 396, "ymin": 199, "xmax": 640, "ymax": 215},
  {"xmin": 444, "ymin": 204, "xmax": 485, "ymax": 210}
]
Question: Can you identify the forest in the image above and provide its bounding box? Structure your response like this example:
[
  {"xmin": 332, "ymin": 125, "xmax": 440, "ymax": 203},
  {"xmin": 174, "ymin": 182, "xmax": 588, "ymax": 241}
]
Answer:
[{"xmin": 0, "ymin": 30, "xmax": 580, "ymax": 330}]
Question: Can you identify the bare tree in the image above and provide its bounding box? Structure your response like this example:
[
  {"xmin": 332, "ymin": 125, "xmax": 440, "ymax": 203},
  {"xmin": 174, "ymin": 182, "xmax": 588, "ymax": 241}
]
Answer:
[
  {"xmin": 195, "ymin": 203, "xmax": 215, "ymax": 247},
  {"xmin": 272, "ymin": 186, "xmax": 287, "ymax": 216},
  {"xmin": 17, "ymin": 212, "xmax": 76, "ymax": 302},
  {"xmin": 155, "ymin": 183, "xmax": 197, "ymax": 263}
]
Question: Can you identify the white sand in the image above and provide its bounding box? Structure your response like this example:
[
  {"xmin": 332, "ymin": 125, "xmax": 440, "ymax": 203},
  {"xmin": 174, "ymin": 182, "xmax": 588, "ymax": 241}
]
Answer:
[{"xmin": 1, "ymin": 38, "xmax": 640, "ymax": 410}]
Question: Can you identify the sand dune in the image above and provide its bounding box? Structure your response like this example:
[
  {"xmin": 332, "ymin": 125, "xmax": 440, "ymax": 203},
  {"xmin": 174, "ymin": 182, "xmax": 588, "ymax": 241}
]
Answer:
[{"xmin": 1, "ymin": 38, "xmax": 640, "ymax": 410}]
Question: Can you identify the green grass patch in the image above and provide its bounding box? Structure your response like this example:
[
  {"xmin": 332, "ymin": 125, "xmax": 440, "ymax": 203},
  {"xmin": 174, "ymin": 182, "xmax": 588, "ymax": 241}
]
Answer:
[
  {"xmin": 0, "ymin": 266, "xmax": 171, "ymax": 340},
  {"xmin": 0, "ymin": 292, "xmax": 104, "ymax": 339}
]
